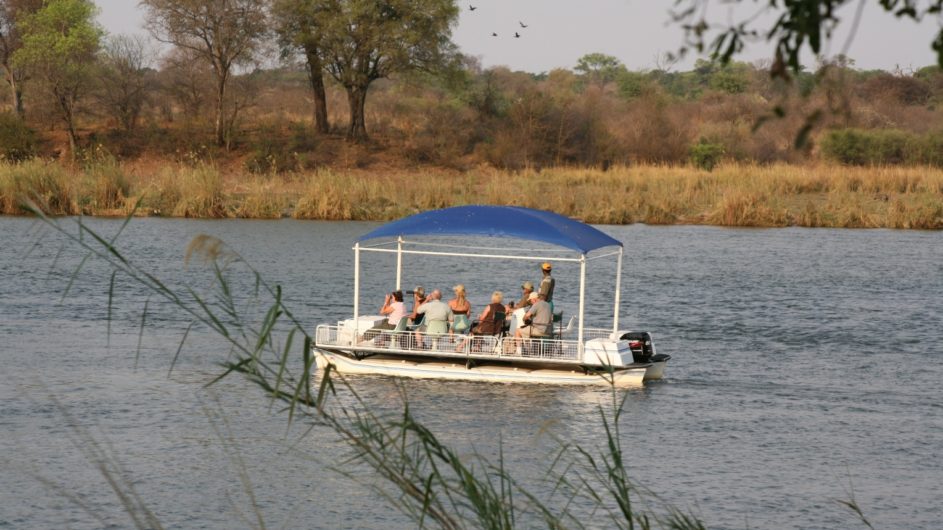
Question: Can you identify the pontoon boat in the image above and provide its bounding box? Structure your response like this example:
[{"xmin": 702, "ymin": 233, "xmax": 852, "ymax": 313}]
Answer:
[{"xmin": 313, "ymin": 206, "xmax": 670, "ymax": 387}]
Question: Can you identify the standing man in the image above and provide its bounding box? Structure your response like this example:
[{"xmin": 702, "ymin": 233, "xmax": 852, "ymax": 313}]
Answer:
[{"xmin": 539, "ymin": 262, "xmax": 555, "ymax": 311}]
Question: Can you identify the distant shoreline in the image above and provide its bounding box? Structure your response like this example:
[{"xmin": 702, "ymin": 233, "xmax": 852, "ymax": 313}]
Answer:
[{"xmin": 3, "ymin": 160, "xmax": 942, "ymax": 229}]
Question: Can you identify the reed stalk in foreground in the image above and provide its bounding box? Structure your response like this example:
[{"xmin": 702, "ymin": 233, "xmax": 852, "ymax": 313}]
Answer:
[{"xmin": 28, "ymin": 204, "xmax": 873, "ymax": 529}]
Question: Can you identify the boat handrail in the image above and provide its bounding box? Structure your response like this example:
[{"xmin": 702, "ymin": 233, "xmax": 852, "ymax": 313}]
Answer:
[{"xmin": 315, "ymin": 324, "xmax": 588, "ymax": 365}]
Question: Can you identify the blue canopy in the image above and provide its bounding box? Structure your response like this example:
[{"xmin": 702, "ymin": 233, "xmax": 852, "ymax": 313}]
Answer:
[{"xmin": 358, "ymin": 205, "xmax": 622, "ymax": 253}]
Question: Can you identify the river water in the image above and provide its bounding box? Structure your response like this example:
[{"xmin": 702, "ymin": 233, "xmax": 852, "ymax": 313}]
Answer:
[{"xmin": 0, "ymin": 217, "xmax": 940, "ymax": 529}]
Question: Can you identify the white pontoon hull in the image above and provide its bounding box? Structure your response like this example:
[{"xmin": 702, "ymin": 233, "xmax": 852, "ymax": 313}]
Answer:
[
  {"xmin": 315, "ymin": 350, "xmax": 647, "ymax": 387},
  {"xmin": 643, "ymin": 360, "xmax": 667, "ymax": 381}
]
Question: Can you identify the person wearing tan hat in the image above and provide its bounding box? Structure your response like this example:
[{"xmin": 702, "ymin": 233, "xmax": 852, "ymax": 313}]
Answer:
[
  {"xmin": 538, "ymin": 262, "xmax": 555, "ymax": 308},
  {"xmin": 516, "ymin": 280, "xmax": 534, "ymax": 309},
  {"xmin": 516, "ymin": 291, "xmax": 552, "ymax": 339},
  {"xmin": 409, "ymin": 286, "xmax": 427, "ymax": 325}
]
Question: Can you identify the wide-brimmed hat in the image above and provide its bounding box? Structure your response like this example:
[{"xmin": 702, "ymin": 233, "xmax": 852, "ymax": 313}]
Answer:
[
  {"xmin": 528, "ymin": 292, "xmax": 539, "ymax": 300},
  {"xmin": 541, "ymin": 262, "xmax": 552, "ymax": 271},
  {"xmin": 521, "ymin": 281, "xmax": 534, "ymax": 290}
]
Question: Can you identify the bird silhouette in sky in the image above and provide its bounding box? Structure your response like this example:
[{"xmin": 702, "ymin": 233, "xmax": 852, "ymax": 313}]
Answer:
[
  {"xmin": 514, "ymin": 32, "xmax": 521, "ymax": 38},
  {"xmin": 492, "ymin": 32, "xmax": 498, "ymax": 37},
  {"xmin": 469, "ymin": 4, "xmax": 476, "ymax": 10},
  {"xmin": 519, "ymin": 21, "xmax": 528, "ymax": 28}
]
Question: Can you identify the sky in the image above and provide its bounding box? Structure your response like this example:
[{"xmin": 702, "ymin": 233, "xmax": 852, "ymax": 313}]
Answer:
[{"xmin": 94, "ymin": 1, "xmax": 942, "ymax": 73}]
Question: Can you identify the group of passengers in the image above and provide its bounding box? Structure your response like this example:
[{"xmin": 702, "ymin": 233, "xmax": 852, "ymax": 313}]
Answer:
[{"xmin": 372, "ymin": 262, "xmax": 557, "ymax": 348}]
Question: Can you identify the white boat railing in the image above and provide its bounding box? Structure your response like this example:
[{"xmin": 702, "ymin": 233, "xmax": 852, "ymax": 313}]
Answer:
[
  {"xmin": 315, "ymin": 324, "xmax": 584, "ymax": 364},
  {"xmin": 582, "ymin": 327, "xmax": 620, "ymax": 341}
]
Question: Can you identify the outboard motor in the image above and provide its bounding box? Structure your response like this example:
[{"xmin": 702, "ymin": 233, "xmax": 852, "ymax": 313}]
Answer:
[{"xmin": 620, "ymin": 332, "xmax": 654, "ymax": 363}]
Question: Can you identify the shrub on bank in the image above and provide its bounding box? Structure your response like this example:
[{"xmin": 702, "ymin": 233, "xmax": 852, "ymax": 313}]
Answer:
[
  {"xmin": 0, "ymin": 112, "xmax": 38, "ymax": 162},
  {"xmin": 690, "ymin": 139, "xmax": 725, "ymax": 171},
  {"xmin": 244, "ymin": 121, "xmax": 316, "ymax": 174},
  {"xmin": 820, "ymin": 128, "xmax": 943, "ymax": 167}
]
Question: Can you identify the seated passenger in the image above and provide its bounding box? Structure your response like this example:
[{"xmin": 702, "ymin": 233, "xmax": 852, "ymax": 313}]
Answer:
[
  {"xmin": 516, "ymin": 292, "xmax": 552, "ymax": 339},
  {"xmin": 409, "ymin": 286, "xmax": 427, "ymax": 326},
  {"xmin": 365, "ymin": 290, "xmax": 407, "ymax": 343},
  {"xmin": 414, "ymin": 289, "xmax": 451, "ymax": 347},
  {"xmin": 506, "ymin": 301, "xmax": 528, "ymax": 337},
  {"xmin": 516, "ymin": 281, "xmax": 535, "ymax": 310},
  {"xmin": 472, "ymin": 291, "xmax": 506, "ymax": 336},
  {"xmin": 448, "ymin": 284, "xmax": 472, "ymax": 334}
]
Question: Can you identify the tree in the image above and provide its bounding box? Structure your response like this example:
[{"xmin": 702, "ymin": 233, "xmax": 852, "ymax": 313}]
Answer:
[
  {"xmin": 97, "ymin": 34, "xmax": 154, "ymax": 132},
  {"xmin": 141, "ymin": 0, "xmax": 267, "ymax": 147},
  {"xmin": 272, "ymin": 0, "xmax": 330, "ymax": 134},
  {"xmin": 574, "ymin": 53, "xmax": 626, "ymax": 87},
  {"xmin": 12, "ymin": 0, "xmax": 102, "ymax": 155},
  {"xmin": 672, "ymin": 0, "xmax": 943, "ymax": 78},
  {"xmin": 307, "ymin": 0, "xmax": 460, "ymax": 141},
  {"xmin": 0, "ymin": 0, "xmax": 43, "ymax": 116},
  {"xmin": 158, "ymin": 47, "xmax": 214, "ymax": 123}
]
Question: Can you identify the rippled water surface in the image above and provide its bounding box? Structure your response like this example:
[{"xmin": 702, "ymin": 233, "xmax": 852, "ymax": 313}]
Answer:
[{"xmin": 1, "ymin": 217, "xmax": 941, "ymax": 529}]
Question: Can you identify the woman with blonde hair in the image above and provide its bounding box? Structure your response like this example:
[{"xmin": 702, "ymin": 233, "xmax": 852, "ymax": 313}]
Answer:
[
  {"xmin": 455, "ymin": 291, "xmax": 506, "ymax": 352},
  {"xmin": 472, "ymin": 291, "xmax": 506, "ymax": 336},
  {"xmin": 448, "ymin": 284, "xmax": 472, "ymax": 334}
]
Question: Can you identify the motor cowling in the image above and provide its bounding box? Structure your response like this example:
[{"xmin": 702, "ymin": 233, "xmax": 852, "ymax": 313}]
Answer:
[{"xmin": 619, "ymin": 331, "xmax": 654, "ymax": 363}]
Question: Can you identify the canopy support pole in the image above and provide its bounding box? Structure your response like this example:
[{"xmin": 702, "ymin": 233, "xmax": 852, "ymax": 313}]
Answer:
[
  {"xmin": 395, "ymin": 236, "xmax": 403, "ymax": 290},
  {"xmin": 353, "ymin": 242, "xmax": 361, "ymax": 346},
  {"xmin": 578, "ymin": 254, "xmax": 586, "ymax": 354},
  {"xmin": 612, "ymin": 247, "xmax": 623, "ymax": 336}
]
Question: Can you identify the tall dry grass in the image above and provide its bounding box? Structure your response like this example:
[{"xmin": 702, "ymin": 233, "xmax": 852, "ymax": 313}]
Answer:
[
  {"xmin": 135, "ymin": 163, "xmax": 228, "ymax": 218},
  {"xmin": 0, "ymin": 159, "xmax": 77, "ymax": 215},
  {"xmin": 3, "ymin": 159, "xmax": 941, "ymax": 228}
]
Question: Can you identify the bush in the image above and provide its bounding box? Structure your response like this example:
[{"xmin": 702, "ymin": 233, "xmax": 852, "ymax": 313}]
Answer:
[
  {"xmin": 244, "ymin": 121, "xmax": 317, "ymax": 174},
  {"xmin": 0, "ymin": 112, "xmax": 38, "ymax": 162},
  {"xmin": 689, "ymin": 139, "xmax": 725, "ymax": 171},
  {"xmin": 819, "ymin": 128, "xmax": 943, "ymax": 167}
]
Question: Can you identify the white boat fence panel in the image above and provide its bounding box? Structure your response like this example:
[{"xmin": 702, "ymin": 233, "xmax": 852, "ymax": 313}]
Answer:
[{"xmin": 314, "ymin": 324, "xmax": 584, "ymax": 364}]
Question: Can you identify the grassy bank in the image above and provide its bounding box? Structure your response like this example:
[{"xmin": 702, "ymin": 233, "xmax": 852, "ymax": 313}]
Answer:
[{"xmin": 3, "ymin": 159, "xmax": 942, "ymax": 228}]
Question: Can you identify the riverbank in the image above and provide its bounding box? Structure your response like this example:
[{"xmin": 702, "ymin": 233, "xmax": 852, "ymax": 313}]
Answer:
[{"xmin": 2, "ymin": 159, "xmax": 941, "ymax": 228}]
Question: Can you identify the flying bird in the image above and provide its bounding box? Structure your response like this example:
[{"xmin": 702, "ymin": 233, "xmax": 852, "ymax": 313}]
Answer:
[
  {"xmin": 519, "ymin": 21, "xmax": 528, "ymax": 28},
  {"xmin": 492, "ymin": 32, "xmax": 498, "ymax": 37},
  {"xmin": 469, "ymin": 4, "xmax": 476, "ymax": 10},
  {"xmin": 514, "ymin": 32, "xmax": 521, "ymax": 38}
]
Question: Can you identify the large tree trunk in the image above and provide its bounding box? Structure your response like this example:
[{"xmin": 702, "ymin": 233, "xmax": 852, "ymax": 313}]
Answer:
[
  {"xmin": 2, "ymin": 64, "xmax": 24, "ymax": 117},
  {"xmin": 304, "ymin": 46, "xmax": 329, "ymax": 134},
  {"xmin": 9, "ymin": 78, "xmax": 23, "ymax": 117},
  {"xmin": 55, "ymin": 89, "xmax": 78, "ymax": 158},
  {"xmin": 345, "ymin": 84, "xmax": 368, "ymax": 141}
]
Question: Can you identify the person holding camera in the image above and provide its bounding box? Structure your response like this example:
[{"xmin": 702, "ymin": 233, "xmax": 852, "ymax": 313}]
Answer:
[
  {"xmin": 379, "ymin": 290, "xmax": 407, "ymax": 329},
  {"xmin": 364, "ymin": 290, "xmax": 407, "ymax": 344}
]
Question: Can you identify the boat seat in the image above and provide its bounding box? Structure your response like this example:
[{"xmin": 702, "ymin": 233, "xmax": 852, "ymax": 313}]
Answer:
[
  {"xmin": 386, "ymin": 316, "xmax": 409, "ymax": 349},
  {"xmin": 451, "ymin": 314, "xmax": 471, "ymax": 335},
  {"xmin": 417, "ymin": 320, "xmax": 449, "ymax": 350},
  {"xmin": 469, "ymin": 309, "xmax": 505, "ymax": 352},
  {"xmin": 552, "ymin": 310, "xmax": 563, "ymax": 338}
]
